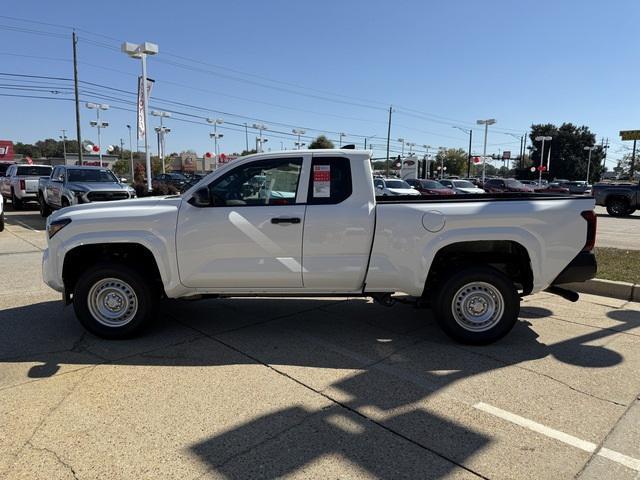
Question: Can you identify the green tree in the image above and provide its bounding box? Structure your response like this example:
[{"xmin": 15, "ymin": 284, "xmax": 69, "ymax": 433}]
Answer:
[
  {"xmin": 435, "ymin": 148, "xmax": 468, "ymax": 176},
  {"xmin": 308, "ymin": 135, "xmax": 334, "ymax": 149},
  {"xmin": 529, "ymin": 123, "xmax": 604, "ymax": 182}
]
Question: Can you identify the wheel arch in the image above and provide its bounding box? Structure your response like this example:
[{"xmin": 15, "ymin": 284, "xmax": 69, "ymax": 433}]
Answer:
[{"xmin": 423, "ymin": 240, "xmax": 534, "ymax": 298}]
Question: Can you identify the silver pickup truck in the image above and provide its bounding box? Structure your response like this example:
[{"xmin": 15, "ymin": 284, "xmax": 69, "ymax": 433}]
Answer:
[
  {"xmin": 38, "ymin": 165, "xmax": 136, "ymax": 217},
  {"xmin": 0, "ymin": 164, "xmax": 53, "ymax": 209}
]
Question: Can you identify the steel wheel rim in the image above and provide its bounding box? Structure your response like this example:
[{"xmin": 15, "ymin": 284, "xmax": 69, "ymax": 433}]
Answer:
[
  {"xmin": 451, "ymin": 281, "xmax": 504, "ymax": 332},
  {"xmin": 87, "ymin": 277, "xmax": 138, "ymax": 327}
]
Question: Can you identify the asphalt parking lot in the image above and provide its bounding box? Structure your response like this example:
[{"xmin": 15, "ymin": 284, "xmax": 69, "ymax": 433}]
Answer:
[
  {"xmin": 1, "ymin": 204, "xmax": 640, "ymax": 479},
  {"xmin": 595, "ymin": 206, "xmax": 640, "ymax": 250}
]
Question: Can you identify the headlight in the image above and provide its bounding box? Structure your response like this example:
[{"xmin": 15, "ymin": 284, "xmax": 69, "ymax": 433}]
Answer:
[
  {"xmin": 71, "ymin": 190, "xmax": 86, "ymax": 197},
  {"xmin": 48, "ymin": 218, "xmax": 71, "ymax": 238}
]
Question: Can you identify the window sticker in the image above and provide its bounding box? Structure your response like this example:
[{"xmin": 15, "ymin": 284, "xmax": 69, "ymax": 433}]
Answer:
[{"xmin": 313, "ymin": 165, "xmax": 330, "ymax": 197}]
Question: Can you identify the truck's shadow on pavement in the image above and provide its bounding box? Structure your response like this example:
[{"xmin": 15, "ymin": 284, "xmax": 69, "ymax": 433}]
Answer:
[{"xmin": 1, "ymin": 297, "xmax": 636, "ymax": 478}]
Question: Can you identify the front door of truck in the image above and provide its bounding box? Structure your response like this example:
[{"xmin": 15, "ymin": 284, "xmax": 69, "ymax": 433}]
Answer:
[{"xmin": 176, "ymin": 155, "xmax": 308, "ymax": 289}]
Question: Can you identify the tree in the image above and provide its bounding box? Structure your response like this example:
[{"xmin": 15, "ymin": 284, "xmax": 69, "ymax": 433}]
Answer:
[
  {"xmin": 308, "ymin": 135, "xmax": 334, "ymax": 149},
  {"xmin": 434, "ymin": 148, "xmax": 468, "ymax": 176},
  {"xmin": 239, "ymin": 149, "xmax": 257, "ymax": 156},
  {"xmin": 528, "ymin": 123, "xmax": 604, "ymax": 182}
]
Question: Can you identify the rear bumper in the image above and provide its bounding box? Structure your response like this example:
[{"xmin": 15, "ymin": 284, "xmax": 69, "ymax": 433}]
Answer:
[{"xmin": 552, "ymin": 251, "xmax": 597, "ymax": 285}]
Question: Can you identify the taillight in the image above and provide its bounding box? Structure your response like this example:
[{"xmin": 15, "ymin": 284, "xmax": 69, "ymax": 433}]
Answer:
[
  {"xmin": 19, "ymin": 179, "xmax": 25, "ymax": 190},
  {"xmin": 581, "ymin": 210, "xmax": 597, "ymax": 251}
]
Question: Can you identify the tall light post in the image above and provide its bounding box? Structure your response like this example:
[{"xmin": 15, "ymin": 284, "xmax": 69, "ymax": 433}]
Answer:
[
  {"xmin": 59, "ymin": 129, "xmax": 68, "ymax": 165},
  {"xmin": 397, "ymin": 138, "xmax": 406, "ymax": 156},
  {"xmin": 86, "ymin": 103, "xmax": 109, "ymax": 167},
  {"xmin": 453, "ymin": 126, "xmax": 473, "ymax": 177},
  {"xmin": 152, "ymin": 111, "xmax": 171, "ymax": 174},
  {"xmin": 406, "ymin": 142, "xmax": 416, "ymax": 156},
  {"xmin": 292, "ymin": 129, "xmax": 306, "ymax": 149},
  {"xmin": 534, "ymin": 135, "xmax": 552, "ymax": 186},
  {"xmin": 584, "ymin": 145, "xmax": 597, "ymax": 183},
  {"xmin": 294, "ymin": 141, "xmax": 306, "ymax": 149},
  {"xmin": 253, "ymin": 124, "xmax": 268, "ymax": 152},
  {"xmin": 207, "ymin": 118, "xmax": 224, "ymax": 169},
  {"xmin": 339, "ymin": 132, "xmax": 347, "ymax": 147},
  {"xmin": 477, "ymin": 119, "xmax": 496, "ymax": 184},
  {"xmin": 126, "ymin": 124, "xmax": 134, "ymax": 179},
  {"xmin": 122, "ymin": 41, "xmax": 159, "ymax": 192}
]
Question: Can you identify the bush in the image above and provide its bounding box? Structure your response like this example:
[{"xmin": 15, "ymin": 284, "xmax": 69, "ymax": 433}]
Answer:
[{"xmin": 133, "ymin": 181, "xmax": 179, "ymax": 197}]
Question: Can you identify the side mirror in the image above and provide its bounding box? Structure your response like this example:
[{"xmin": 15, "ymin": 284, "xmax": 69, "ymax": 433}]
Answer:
[
  {"xmin": 120, "ymin": 178, "xmax": 128, "ymax": 183},
  {"xmin": 56, "ymin": 174, "xmax": 65, "ymax": 182},
  {"xmin": 188, "ymin": 187, "xmax": 211, "ymax": 207}
]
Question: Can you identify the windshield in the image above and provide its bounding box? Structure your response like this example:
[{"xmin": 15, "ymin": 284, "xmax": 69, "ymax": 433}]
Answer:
[
  {"xmin": 505, "ymin": 179, "xmax": 525, "ymax": 188},
  {"xmin": 453, "ymin": 180, "xmax": 475, "ymax": 188},
  {"xmin": 67, "ymin": 169, "xmax": 119, "ymax": 183},
  {"xmin": 422, "ymin": 180, "xmax": 445, "ymax": 189},
  {"xmin": 16, "ymin": 166, "xmax": 52, "ymax": 176},
  {"xmin": 168, "ymin": 173, "xmax": 187, "ymax": 180},
  {"xmin": 385, "ymin": 180, "xmax": 410, "ymax": 188}
]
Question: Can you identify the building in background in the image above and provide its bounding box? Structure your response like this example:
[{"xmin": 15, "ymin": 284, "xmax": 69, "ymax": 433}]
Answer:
[{"xmin": 0, "ymin": 140, "xmax": 14, "ymax": 162}]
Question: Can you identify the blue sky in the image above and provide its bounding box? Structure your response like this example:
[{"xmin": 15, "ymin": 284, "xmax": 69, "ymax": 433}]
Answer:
[{"xmin": 1, "ymin": 0, "xmax": 637, "ymax": 168}]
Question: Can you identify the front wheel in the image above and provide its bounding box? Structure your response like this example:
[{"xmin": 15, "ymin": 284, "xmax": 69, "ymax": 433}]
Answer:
[
  {"xmin": 434, "ymin": 266, "xmax": 519, "ymax": 345},
  {"xmin": 73, "ymin": 263, "xmax": 158, "ymax": 339},
  {"xmin": 39, "ymin": 194, "xmax": 51, "ymax": 217}
]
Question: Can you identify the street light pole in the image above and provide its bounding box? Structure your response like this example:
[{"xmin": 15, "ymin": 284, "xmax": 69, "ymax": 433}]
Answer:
[
  {"xmin": 86, "ymin": 103, "xmax": 109, "ymax": 167},
  {"xmin": 207, "ymin": 118, "xmax": 224, "ymax": 170},
  {"xmin": 397, "ymin": 138, "xmax": 405, "ymax": 157},
  {"xmin": 292, "ymin": 129, "xmax": 306, "ymax": 149},
  {"xmin": 477, "ymin": 119, "xmax": 496, "ymax": 184},
  {"xmin": 453, "ymin": 126, "xmax": 473, "ymax": 177},
  {"xmin": 534, "ymin": 135, "xmax": 552, "ymax": 186},
  {"xmin": 339, "ymin": 132, "xmax": 346, "ymax": 147},
  {"xmin": 122, "ymin": 41, "xmax": 159, "ymax": 192},
  {"xmin": 152, "ymin": 111, "xmax": 171, "ymax": 174},
  {"xmin": 584, "ymin": 146, "xmax": 596, "ymax": 183},
  {"xmin": 60, "ymin": 129, "xmax": 67, "ymax": 165},
  {"xmin": 252, "ymin": 124, "xmax": 267, "ymax": 152}
]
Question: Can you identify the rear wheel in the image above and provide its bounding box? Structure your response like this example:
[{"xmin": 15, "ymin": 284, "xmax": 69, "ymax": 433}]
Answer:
[
  {"xmin": 73, "ymin": 263, "xmax": 158, "ymax": 339},
  {"xmin": 606, "ymin": 198, "xmax": 631, "ymax": 217},
  {"xmin": 434, "ymin": 266, "xmax": 519, "ymax": 345},
  {"xmin": 11, "ymin": 189, "xmax": 22, "ymax": 210},
  {"xmin": 39, "ymin": 194, "xmax": 51, "ymax": 217}
]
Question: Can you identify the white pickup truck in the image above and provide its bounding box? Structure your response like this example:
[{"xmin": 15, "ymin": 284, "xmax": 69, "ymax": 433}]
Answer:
[{"xmin": 42, "ymin": 149, "xmax": 597, "ymax": 344}]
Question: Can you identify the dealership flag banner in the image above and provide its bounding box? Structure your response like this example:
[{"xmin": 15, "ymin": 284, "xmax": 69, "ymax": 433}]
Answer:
[{"xmin": 137, "ymin": 76, "xmax": 155, "ymax": 140}]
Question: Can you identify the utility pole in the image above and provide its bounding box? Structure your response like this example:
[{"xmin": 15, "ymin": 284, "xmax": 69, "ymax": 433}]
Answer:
[
  {"xmin": 120, "ymin": 138, "xmax": 124, "ymax": 162},
  {"xmin": 72, "ymin": 32, "xmax": 82, "ymax": 164},
  {"xmin": 453, "ymin": 126, "xmax": 473, "ymax": 177},
  {"xmin": 386, "ymin": 105, "xmax": 392, "ymax": 176},
  {"xmin": 244, "ymin": 123, "xmax": 249, "ymax": 152},
  {"xmin": 127, "ymin": 125, "xmax": 134, "ymax": 180},
  {"xmin": 60, "ymin": 129, "xmax": 68, "ymax": 165}
]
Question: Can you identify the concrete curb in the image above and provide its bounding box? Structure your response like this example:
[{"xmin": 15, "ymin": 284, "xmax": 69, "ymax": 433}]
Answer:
[{"xmin": 562, "ymin": 278, "xmax": 639, "ymax": 302}]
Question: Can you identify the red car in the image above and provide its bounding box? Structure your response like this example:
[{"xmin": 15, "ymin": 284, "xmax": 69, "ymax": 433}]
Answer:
[
  {"xmin": 405, "ymin": 179, "xmax": 456, "ymax": 195},
  {"xmin": 483, "ymin": 178, "xmax": 534, "ymax": 193}
]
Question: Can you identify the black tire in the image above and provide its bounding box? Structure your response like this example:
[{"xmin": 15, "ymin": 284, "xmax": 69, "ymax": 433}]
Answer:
[
  {"xmin": 434, "ymin": 266, "xmax": 519, "ymax": 345},
  {"xmin": 61, "ymin": 197, "xmax": 70, "ymax": 209},
  {"xmin": 606, "ymin": 198, "xmax": 631, "ymax": 217},
  {"xmin": 0, "ymin": 210, "xmax": 4, "ymax": 232},
  {"xmin": 11, "ymin": 189, "xmax": 23, "ymax": 210},
  {"xmin": 73, "ymin": 263, "xmax": 158, "ymax": 339},
  {"xmin": 39, "ymin": 194, "xmax": 52, "ymax": 218}
]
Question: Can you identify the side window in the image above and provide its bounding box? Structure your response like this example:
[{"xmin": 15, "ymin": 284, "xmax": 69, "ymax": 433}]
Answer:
[
  {"xmin": 374, "ymin": 179, "xmax": 383, "ymax": 188},
  {"xmin": 51, "ymin": 167, "xmax": 60, "ymax": 179},
  {"xmin": 307, "ymin": 157, "xmax": 352, "ymax": 205},
  {"xmin": 209, "ymin": 157, "xmax": 302, "ymax": 207}
]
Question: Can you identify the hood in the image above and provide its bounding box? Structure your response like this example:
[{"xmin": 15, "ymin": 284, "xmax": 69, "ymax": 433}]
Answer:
[
  {"xmin": 387, "ymin": 188, "xmax": 420, "ymax": 195},
  {"xmin": 66, "ymin": 182, "xmax": 133, "ymax": 192},
  {"xmin": 49, "ymin": 195, "xmax": 179, "ymax": 221},
  {"xmin": 458, "ymin": 187, "xmax": 485, "ymax": 193}
]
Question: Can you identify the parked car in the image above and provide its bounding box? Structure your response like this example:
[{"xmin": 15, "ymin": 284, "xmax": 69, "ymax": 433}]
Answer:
[
  {"xmin": 38, "ymin": 165, "xmax": 136, "ymax": 217},
  {"xmin": 566, "ymin": 181, "xmax": 591, "ymax": 195},
  {"xmin": 593, "ymin": 181, "xmax": 639, "ymax": 217},
  {"xmin": 544, "ymin": 182, "xmax": 571, "ymax": 194},
  {"xmin": 439, "ymin": 179, "xmax": 485, "ymax": 194},
  {"xmin": 0, "ymin": 164, "xmax": 52, "ymax": 209},
  {"xmin": 483, "ymin": 178, "xmax": 535, "ymax": 193},
  {"xmin": 0, "ymin": 193, "xmax": 4, "ymax": 231},
  {"xmin": 154, "ymin": 173, "xmax": 188, "ymax": 190},
  {"xmin": 406, "ymin": 178, "xmax": 456, "ymax": 195},
  {"xmin": 374, "ymin": 178, "xmax": 421, "ymax": 196},
  {"xmin": 43, "ymin": 149, "xmax": 596, "ymax": 344},
  {"xmin": 182, "ymin": 173, "xmax": 207, "ymax": 192}
]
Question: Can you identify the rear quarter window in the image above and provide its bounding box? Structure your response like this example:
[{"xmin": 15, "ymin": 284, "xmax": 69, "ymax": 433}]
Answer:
[{"xmin": 307, "ymin": 157, "xmax": 352, "ymax": 205}]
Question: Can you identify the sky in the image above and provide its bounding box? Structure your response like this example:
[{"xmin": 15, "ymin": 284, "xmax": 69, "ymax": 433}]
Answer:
[{"xmin": 0, "ymin": 0, "xmax": 638, "ymax": 169}]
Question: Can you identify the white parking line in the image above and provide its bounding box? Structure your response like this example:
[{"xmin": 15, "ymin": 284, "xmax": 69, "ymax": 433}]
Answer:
[{"xmin": 474, "ymin": 402, "xmax": 640, "ymax": 472}]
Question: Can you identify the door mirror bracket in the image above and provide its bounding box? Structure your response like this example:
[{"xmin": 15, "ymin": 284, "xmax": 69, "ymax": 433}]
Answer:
[{"xmin": 188, "ymin": 187, "xmax": 211, "ymax": 207}]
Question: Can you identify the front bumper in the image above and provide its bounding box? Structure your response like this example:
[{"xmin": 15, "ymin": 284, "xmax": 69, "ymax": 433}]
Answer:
[
  {"xmin": 42, "ymin": 248, "xmax": 64, "ymax": 292},
  {"xmin": 552, "ymin": 251, "xmax": 597, "ymax": 285}
]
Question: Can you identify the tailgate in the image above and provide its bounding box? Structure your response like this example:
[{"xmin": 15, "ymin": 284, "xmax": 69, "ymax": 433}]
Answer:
[{"xmin": 23, "ymin": 178, "xmax": 39, "ymax": 192}]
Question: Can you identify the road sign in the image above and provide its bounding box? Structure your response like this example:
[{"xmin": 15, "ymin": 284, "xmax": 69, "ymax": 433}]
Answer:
[
  {"xmin": 619, "ymin": 130, "xmax": 640, "ymax": 141},
  {"xmin": 503, "ymin": 151, "xmax": 511, "ymax": 159}
]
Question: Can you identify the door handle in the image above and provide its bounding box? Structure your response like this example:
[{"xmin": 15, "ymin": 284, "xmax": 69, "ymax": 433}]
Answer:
[{"xmin": 271, "ymin": 217, "xmax": 301, "ymax": 225}]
